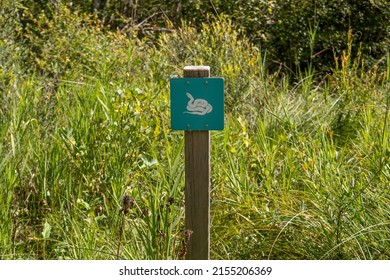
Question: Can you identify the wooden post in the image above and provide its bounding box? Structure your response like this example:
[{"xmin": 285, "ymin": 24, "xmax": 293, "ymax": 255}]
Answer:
[{"xmin": 184, "ymin": 66, "xmax": 210, "ymax": 260}]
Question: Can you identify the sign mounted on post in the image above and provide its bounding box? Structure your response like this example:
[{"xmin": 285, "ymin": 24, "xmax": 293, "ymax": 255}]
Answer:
[{"xmin": 170, "ymin": 77, "xmax": 224, "ymax": 130}]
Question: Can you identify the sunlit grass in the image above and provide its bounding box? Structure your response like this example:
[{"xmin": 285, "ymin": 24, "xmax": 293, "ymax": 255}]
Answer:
[{"xmin": 0, "ymin": 12, "xmax": 389, "ymax": 259}]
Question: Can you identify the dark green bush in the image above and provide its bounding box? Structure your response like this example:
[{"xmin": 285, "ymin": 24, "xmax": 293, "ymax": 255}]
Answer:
[
  {"xmin": 264, "ymin": 0, "xmax": 389, "ymax": 72},
  {"xmin": 95, "ymin": 0, "xmax": 390, "ymax": 73},
  {"xmin": 3, "ymin": 0, "xmax": 389, "ymax": 75},
  {"xmin": 99, "ymin": 0, "xmax": 390, "ymax": 74}
]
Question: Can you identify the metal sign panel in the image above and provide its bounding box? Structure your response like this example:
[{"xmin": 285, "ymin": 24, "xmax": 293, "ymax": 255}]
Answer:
[{"xmin": 170, "ymin": 77, "xmax": 224, "ymax": 130}]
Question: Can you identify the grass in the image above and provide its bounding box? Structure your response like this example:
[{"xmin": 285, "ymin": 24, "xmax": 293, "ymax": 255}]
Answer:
[{"xmin": 0, "ymin": 7, "xmax": 389, "ymax": 260}]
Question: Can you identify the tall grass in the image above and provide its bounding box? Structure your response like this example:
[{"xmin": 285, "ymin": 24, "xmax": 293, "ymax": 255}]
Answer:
[{"xmin": 1, "ymin": 6, "xmax": 389, "ymax": 259}]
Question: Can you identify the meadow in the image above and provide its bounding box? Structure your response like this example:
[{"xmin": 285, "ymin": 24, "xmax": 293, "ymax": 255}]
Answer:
[{"xmin": 0, "ymin": 5, "xmax": 389, "ymax": 259}]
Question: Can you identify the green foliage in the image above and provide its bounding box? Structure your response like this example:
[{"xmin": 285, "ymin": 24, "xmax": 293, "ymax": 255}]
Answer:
[
  {"xmin": 1, "ymin": 1, "xmax": 389, "ymax": 260},
  {"xmin": 328, "ymin": 30, "xmax": 388, "ymax": 145},
  {"xmin": 5, "ymin": 0, "xmax": 390, "ymax": 74},
  {"xmin": 266, "ymin": 0, "xmax": 389, "ymax": 72},
  {"xmin": 210, "ymin": 60, "xmax": 389, "ymax": 259},
  {"xmin": 12, "ymin": 4, "xmax": 112, "ymax": 79},
  {"xmin": 89, "ymin": 0, "xmax": 390, "ymax": 73}
]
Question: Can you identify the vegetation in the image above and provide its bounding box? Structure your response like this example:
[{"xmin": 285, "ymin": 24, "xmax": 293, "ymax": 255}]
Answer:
[
  {"xmin": 12, "ymin": 0, "xmax": 390, "ymax": 72},
  {"xmin": 0, "ymin": 1, "xmax": 389, "ymax": 259}
]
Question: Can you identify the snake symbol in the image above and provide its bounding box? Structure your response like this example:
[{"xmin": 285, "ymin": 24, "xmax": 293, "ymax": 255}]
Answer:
[{"xmin": 183, "ymin": 93, "xmax": 213, "ymax": 115}]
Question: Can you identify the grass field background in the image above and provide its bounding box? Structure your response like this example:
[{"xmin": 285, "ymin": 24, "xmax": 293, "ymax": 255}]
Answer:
[{"xmin": 0, "ymin": 5, "xmax": 389, "ymax": 259}]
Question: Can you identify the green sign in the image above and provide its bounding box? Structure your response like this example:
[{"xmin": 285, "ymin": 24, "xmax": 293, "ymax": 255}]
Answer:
[{"xmin": 170, "ymin": 77, "xmax": 224, "ymax": 130}]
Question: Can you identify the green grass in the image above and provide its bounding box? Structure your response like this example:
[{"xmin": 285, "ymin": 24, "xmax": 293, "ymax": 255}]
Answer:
[{"xmin": 0, "ymin": 7, "xmax": 389, "ymax": 260}]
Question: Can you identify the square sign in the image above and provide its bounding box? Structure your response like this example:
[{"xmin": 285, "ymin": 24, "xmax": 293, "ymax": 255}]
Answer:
[{"xmin": 170, "ymin": 77, "xmax": 224, "ymax": 130}]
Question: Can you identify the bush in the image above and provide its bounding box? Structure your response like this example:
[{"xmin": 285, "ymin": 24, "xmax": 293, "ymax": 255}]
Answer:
[
  {"xmin": 263, "ymin": 0, "xmax": 390, "ymax": 72},
  {"xmin": 6, "ymin": 1, "xmax": 389, "ymax": 75},
  {"xmin": 93, "ymin": 0, "xmax": 390, "ymax": 74},
  {"xmin": 12, "ymin": 4, "xmax": 107, "ymax": 79}
]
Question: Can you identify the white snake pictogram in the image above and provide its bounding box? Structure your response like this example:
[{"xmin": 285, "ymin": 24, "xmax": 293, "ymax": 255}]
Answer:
[{"xmin": 183, "ymin": 93, "xmax": 212, "ymax": 115}]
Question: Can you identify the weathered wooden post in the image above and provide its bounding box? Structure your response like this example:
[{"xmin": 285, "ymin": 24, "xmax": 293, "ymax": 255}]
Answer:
[
  {"xmin": 183, "ymin": 66, "xmax": 211, "ymax": 260},
  {"xmin": 170, "ymin": 66, "xmax": 224, "ymax": 260}
]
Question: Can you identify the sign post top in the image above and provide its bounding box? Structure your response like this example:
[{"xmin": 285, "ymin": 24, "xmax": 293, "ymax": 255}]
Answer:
[
  {"xmin": 183, "ymin": 66, "xmax": 211, "ymax": 78},
  {"xmin": 183, "ymin": 66, "xmax": 210, "ymax": 71}
]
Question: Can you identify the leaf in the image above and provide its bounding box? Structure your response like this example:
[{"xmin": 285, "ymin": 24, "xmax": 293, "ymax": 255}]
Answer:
[
  {"xmin": 76, "ymin": 198, "xmax": 90, "ymax": 210},
  {"xmin": 42, "ymin": 221, "xmax": 51, "ymax": 239},
  {"xmin": 140, "ymin": 156, "xmax": 158, "ymax": 169}
]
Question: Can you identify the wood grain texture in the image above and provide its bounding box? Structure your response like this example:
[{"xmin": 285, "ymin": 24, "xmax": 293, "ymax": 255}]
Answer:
[{"xmin": 184, "ymin": 66, "xmax": 210, "ymax": 260}]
